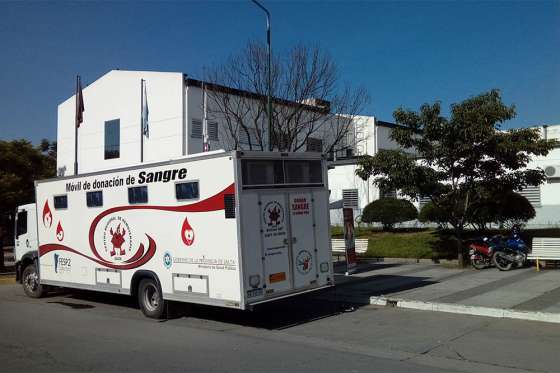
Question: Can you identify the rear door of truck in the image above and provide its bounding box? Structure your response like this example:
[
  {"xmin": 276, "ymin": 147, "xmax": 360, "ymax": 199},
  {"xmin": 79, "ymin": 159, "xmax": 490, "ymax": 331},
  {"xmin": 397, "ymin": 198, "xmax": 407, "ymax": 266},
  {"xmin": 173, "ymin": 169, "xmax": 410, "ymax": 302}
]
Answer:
[{"xmin": 238, "ymin": 154, "xmax": 331, "ymax": 301}]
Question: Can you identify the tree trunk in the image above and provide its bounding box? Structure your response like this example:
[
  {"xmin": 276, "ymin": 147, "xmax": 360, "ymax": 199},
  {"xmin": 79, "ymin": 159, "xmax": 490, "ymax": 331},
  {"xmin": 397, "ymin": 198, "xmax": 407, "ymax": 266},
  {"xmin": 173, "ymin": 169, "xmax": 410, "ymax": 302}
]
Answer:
[
  {"xmin": 0, "ymin": 232, "xmax": 4, "ymax": 271},
  {"xmin": 455, "ymin": 228, "xmax": 466, "ymax": 268}
]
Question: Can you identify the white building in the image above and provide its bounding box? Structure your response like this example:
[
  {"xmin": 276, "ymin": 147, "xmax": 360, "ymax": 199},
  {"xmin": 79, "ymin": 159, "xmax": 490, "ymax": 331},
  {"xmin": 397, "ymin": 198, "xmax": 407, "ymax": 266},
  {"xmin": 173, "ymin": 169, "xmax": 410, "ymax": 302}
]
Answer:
[
  {"xmin": 521, "ymin": 124, "xmax": 560, "ymax": 228},
  {"xmin": 56, "ymin": 70, "xmax": 384, "ymax": 225},
  {"xmin": 56, "ymin": 69, "xmax": 557, "ymax": 228},
  {"xmin": 58, "ymin": 70, "xmax": 345, "ymax": 175}
]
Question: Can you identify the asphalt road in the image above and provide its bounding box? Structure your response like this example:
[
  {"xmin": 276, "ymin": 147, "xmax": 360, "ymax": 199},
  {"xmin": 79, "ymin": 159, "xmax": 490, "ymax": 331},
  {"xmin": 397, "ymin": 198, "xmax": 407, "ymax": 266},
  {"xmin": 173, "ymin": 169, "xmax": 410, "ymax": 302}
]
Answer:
[{"xmin": 1, "ymin": 281, "xmax": 559, "ymax": 373}]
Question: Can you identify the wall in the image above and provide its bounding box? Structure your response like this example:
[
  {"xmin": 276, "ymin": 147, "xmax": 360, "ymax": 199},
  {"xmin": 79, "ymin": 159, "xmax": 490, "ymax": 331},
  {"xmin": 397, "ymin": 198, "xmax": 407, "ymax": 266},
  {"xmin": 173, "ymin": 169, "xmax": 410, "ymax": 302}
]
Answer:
[
  {"xmin": 57, "ymin": 70, "xmax": 184, "ymax": 175},
  {"xmin": 526, "ymin": 144, "xmax": 560, "ymax": 227}
]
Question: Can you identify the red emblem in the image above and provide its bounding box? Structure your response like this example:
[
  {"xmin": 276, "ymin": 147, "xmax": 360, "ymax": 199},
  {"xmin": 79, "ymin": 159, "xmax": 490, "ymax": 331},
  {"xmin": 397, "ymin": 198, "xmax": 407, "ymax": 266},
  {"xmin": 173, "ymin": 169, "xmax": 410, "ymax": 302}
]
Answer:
[
  {"xmin": 268, "ymin": 206, "xmax": 281, "ymax": 226},
  {"xmin": 56, "ymin": 221, "xmax": 64, "ymax": 242},
  {"xmin": 109, "ymin": 224, "xmax": 127, "ymax": 257},
  {"xmin": 181, "ymin": 216, "xmax": 195, "ymax": 246},
  {"xmin": 43, "ymin": 201, "xmax": 53, "ymax": 228}
]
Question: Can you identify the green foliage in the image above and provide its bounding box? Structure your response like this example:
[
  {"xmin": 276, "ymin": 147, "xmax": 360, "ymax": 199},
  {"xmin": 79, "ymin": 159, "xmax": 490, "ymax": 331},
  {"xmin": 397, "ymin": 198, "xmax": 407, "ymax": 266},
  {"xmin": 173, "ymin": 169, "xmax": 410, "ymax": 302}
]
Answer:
[
  {"xmin": 332, "ymin": 227, "xmax": 560, "ymax": 261},
  {"xmin": 418, "ymin": 201, "xmax": 449, "ymax": 225},
  {"xmin": 470, "ymin": 191, "xmax": 535, "ymax": 230},
  {"xmin": 361, "ymin": 197, "xmax": 418, "ymax": 230},
  {"xmin": 0, "ymin": 139, "xmax": 56, "ymax": 241},
  {"xmin": 356, "ymin": 90, "xmax": 556, "ymax": 262},
  {"xmin": 419, "ymin": 191, "xmax": 535, "ymax": 232}
]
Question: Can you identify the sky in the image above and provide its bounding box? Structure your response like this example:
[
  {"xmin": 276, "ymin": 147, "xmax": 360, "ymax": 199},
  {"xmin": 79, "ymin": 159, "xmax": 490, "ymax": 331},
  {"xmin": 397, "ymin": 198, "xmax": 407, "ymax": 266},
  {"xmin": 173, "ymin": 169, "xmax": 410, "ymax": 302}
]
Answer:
[{"xmin": 0, "ymin": 0, "xmax": 558, "ymax": 144}]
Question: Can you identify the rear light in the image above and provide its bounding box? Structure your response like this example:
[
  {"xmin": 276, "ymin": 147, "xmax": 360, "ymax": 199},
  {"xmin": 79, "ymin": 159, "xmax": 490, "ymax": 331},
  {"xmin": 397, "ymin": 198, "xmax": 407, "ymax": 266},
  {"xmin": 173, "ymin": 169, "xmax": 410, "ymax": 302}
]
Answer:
[{"xmin": 249, "ymin": 275, "xmax": 260, "ymax": 288}]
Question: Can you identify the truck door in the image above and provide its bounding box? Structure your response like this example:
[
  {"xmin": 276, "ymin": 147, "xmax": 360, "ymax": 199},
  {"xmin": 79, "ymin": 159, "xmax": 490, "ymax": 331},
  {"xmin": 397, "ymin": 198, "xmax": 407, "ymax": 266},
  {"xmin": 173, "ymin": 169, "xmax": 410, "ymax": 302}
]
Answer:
[
  {"xmin": 288, "ymin": 192, "xmax": 318, "ymax": 289},
  {"xmin": 259, "ymin": 193, "xmax": 293, "ymax": 293},
  {"xmin": 14, "ymin": 205, "xmax": 37, "ymax": 262}
]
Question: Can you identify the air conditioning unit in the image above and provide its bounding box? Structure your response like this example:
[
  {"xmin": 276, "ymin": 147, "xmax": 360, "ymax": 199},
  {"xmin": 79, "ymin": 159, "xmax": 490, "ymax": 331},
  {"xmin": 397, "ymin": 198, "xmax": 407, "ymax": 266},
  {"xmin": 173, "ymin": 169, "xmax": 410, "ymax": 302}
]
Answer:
[{"xmin": 544, "ymin": 165, "xmax": 560, "ymax": 179}]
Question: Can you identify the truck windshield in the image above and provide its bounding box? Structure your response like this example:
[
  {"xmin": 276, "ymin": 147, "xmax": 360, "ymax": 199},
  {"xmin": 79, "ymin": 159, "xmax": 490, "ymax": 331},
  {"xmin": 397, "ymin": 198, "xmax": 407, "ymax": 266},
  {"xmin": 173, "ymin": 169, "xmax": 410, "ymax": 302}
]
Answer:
[{"xmin": 16, "ymin": 210, "xmax": 27, "ymax": 237}]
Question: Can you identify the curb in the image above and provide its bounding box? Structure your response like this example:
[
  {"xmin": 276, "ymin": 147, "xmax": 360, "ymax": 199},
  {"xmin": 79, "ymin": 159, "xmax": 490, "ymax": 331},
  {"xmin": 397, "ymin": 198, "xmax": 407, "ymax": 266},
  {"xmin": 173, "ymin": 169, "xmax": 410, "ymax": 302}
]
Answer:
[{"xmin": 370, "ymin": 296, "xmax": 560, "ymax": 324}]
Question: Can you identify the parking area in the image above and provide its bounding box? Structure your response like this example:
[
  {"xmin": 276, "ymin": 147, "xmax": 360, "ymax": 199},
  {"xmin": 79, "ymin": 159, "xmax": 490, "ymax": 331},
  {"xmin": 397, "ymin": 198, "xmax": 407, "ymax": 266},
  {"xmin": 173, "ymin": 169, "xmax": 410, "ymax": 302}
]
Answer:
[
  {"xmin": 330, "ymin": 260, "xmax": 560, "ymax": 320},
  {"xmin": 3, "ymin": 270, "xmax": 560, "ymax": 372}
]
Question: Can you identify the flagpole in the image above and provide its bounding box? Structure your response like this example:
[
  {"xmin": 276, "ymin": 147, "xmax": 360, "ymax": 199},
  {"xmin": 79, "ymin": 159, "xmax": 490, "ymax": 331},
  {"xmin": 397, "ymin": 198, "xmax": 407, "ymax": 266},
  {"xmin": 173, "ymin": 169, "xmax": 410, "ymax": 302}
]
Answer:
[
  {"xmin": 140, "ymin": 79, "xmax": 144, "ymax": 163},
  {"xmin": 202, "ymin": 82, "xmax": 208, "ymax": 152},
  {"xmin": 74, "ymin": 75, "xmax": 79, "ymax": 175}
]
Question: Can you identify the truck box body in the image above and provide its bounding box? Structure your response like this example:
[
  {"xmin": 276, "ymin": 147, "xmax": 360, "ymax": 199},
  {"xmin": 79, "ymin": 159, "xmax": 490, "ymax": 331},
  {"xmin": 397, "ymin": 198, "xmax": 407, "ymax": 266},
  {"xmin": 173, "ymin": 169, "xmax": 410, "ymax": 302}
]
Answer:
[{"xmin": 33, "ymin": 151, "xmax": 333, "ymax": 309}]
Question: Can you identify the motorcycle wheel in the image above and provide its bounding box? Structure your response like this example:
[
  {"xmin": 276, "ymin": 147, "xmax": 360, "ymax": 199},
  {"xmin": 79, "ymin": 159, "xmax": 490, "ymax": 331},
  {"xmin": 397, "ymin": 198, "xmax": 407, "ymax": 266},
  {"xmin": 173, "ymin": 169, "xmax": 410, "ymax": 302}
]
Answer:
[
  {"xmin": 493, "ymin": 252, "xmax": 513, "ymax": 271},
  {"xmin": 471, "ymin": 258, "xmax": 488, "ymax": 270}
]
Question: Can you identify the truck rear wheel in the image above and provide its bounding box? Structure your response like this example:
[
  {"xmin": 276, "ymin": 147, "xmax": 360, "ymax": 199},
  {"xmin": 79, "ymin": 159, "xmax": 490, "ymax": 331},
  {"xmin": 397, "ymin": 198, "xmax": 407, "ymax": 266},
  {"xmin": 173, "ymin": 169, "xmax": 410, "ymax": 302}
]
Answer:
[
  {"xmin": 22, "ymin": 263, "xmax": 45, "ymax": 298},
  {"xmin": 138, "ymin": 278, "xmax": 166, "ymax": 319}
]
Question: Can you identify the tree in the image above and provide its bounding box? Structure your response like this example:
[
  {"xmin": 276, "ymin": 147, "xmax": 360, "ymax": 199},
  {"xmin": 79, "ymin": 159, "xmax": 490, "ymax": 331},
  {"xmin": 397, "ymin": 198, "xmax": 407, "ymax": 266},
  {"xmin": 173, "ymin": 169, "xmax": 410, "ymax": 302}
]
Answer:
[
  {"xmin": 204, "ymin": 41, "xmax": 369, "ymax": 153},
  {"xmin": 356, "ymin": 90, "xmax": 555, "ymax": 265},
  {"xmin": 0, "ymin": 139, "xmax": 56, "ymax": 249},
  {"xmin": 362, "ymin": 198, "xmax": 418, "ymax": 230}
]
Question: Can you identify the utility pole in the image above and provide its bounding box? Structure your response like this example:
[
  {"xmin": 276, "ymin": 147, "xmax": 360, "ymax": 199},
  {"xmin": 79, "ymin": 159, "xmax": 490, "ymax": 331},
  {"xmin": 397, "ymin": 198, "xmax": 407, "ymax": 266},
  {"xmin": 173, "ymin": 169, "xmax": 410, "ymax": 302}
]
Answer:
[{"xmin": 251, "ymin": 0, "xmax": 273, "ymax": 151}]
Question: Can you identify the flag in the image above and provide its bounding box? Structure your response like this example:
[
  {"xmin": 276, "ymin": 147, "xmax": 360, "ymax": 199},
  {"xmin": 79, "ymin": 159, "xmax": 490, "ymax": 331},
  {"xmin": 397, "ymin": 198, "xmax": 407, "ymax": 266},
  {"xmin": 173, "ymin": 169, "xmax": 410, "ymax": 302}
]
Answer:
[
  {"xmin": 142, "ymin": 80, "xmax": 149, "ymax": 137},
  {"xmin": 75, "ymin": 76, "xmax": 84, "ymax": 128}
]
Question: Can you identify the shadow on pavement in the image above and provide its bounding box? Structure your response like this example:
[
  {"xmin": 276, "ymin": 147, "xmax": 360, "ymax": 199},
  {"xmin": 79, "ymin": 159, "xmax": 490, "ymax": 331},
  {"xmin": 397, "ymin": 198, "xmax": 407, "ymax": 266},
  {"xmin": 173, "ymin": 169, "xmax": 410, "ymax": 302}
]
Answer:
[{"xmin": 43, "ymin": 262, "xmax": 440, "ymax": 330}]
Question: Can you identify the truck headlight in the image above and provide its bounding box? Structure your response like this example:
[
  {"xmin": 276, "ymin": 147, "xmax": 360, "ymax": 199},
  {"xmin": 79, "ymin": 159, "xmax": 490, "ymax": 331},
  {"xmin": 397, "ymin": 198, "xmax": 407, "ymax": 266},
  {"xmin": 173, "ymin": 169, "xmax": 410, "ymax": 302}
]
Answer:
[{"xmin": 249, "ymin": 275, "xmax": 260, "ymax": 288}]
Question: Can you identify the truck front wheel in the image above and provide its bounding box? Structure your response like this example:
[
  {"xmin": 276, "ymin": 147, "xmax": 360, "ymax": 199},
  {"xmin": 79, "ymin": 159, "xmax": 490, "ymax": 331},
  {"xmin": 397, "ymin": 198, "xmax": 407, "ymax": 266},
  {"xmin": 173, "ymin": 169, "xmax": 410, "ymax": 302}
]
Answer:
[
  {"xmin": 138, "ymin": 278, "xmax": 166, "ymax": 319},
  {"xmin": 22, "ymin": 264, "xmax": 45, "ymax": 298}
]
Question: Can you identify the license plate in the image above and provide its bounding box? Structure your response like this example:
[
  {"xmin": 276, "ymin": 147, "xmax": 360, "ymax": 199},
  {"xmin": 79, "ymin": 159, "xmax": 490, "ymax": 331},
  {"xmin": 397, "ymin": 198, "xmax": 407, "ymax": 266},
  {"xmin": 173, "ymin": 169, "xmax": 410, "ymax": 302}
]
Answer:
[{"xmin": 247, "ymin": 288, "xmax": 263, "ymax": 298}]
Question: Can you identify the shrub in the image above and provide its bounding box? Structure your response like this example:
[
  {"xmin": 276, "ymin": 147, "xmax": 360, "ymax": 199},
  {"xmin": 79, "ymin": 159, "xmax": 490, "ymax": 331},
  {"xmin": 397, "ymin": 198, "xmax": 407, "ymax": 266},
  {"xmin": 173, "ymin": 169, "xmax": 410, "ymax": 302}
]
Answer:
[
  {"xmin": 362, "ymin": 198, "xmax": 418, "ymax": 230},
  {"xmin": 418, "ymin": 201, "xmax": 449, "ymax": 225},
  {"xmin": 420, "ymin": 191, "xmax": 536, "ymax": 231},
  {"xmin": 494, "ymin": 191, "xmax": 535, "ymax": 229}
]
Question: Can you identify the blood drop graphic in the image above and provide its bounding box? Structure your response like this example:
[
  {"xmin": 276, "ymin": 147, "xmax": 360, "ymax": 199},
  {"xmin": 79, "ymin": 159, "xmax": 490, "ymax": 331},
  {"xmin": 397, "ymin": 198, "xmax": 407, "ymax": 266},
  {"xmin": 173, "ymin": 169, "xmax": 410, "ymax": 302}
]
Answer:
[
  {"xmin": 56, "ymin": 221, "xmax": 64, "ymax": 242},
  {"xmin": 42, "ymin": 200, "xmax": 53, "ymax": 228},
  {"xmin": 181, "ymin": 216, "xmax": 195, "ymax": 246}
]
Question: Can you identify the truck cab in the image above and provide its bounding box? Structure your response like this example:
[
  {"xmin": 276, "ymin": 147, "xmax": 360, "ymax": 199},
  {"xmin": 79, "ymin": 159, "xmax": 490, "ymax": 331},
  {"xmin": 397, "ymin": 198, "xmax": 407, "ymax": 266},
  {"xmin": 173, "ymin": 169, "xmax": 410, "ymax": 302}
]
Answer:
[{"xmin": 14, "ymin": 203, "xmax": 38, "ymax": 282}]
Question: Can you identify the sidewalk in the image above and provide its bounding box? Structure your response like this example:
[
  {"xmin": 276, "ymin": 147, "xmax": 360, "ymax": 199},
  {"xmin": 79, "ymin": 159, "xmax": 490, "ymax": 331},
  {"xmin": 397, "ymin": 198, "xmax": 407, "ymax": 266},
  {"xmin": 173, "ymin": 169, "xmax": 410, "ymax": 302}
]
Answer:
[{"xmin": 329, "ymin": 260, "xmax": 560, "ymax": 323}]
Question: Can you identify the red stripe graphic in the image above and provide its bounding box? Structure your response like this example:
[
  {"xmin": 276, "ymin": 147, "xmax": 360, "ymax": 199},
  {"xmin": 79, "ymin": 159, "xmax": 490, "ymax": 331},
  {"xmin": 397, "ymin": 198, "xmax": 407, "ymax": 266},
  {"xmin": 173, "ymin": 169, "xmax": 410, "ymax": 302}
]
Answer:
[
  {"xmin": 39, "ymin": 234, "xmax": 156, "ymax": 270},
  {"xmin": 40, "ymin": 183, "xmax": 235, "ymax": 270}
]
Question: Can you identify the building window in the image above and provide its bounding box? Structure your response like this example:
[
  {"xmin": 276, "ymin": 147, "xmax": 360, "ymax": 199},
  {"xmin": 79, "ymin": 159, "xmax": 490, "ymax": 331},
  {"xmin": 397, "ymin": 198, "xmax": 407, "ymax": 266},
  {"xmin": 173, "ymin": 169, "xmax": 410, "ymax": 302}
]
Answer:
[
  {"xmin": 128, "ymin": 186, "xmax": 148, "ymax": 204},
  {"xmin": 86, "ymin": 191, "xmax": 103, "ymax": 207},
  {"xmin": 418, "ymin": 196, "xmax": 431, "ymax": 209},
  {"xmin": 54, "ymin": 195, "xmax": 68, "ymax": 209},
  {"xmin": 519, "ymin": 186, "xmax": 541, "ymax": 207},
  {"xmin": 208, "ymin": 122, "xmax": 219, "ymax": 141},
  {"xmin": 306, "ymin": 137, "xmax": 323, "ymax": 153},
  {"xmin": 191, "ymin": 119, "xmax": 202, "ymax": 139},
  {"xmin": 175, "ymin": 181, "xmax": 199, "ymax": 200},
  {"xmin": 342, "ymin": 189, "xmax": 359, "ymax": 208},
  {"xmin": 380, "ymin": 188, "xmax": 397, "ymax": 199},
  {"xmin": 104, "ymin": 119, "xmax": 120, "ymax": 159}
]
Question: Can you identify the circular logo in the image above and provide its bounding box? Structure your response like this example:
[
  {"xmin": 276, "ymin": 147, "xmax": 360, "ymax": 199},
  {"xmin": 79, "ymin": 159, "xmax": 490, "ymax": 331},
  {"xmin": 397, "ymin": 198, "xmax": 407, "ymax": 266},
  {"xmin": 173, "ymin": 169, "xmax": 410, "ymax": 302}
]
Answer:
[
  {"xmin": 102, "ymin": 216, "xmax": 133, "ymax": 261},
  {"xmin": 296, "ymin": 250, "xmax": 313, "ymax": 275},
  {"xmin": 263, "ymin": 201, "xmax": 284, "ymax": 227},
  {"xmin": 163, "ymin": 251, "xmax": 172, "ymax": 269}
]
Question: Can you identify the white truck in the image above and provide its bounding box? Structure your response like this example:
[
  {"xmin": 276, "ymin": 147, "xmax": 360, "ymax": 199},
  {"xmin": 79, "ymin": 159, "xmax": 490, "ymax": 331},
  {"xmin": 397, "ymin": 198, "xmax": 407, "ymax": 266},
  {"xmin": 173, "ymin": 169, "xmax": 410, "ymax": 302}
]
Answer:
[{"xmin": 14, "ymin": 150, "xmax": 334, "ymax": 318}]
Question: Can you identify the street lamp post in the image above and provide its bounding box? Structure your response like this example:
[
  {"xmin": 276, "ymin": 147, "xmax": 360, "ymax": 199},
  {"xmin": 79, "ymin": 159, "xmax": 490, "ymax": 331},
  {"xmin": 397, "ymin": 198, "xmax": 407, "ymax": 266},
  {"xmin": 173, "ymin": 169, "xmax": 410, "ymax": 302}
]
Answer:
[{"xmin": 251, "ymin": 0, "xmax": 273, "ymax": 151}]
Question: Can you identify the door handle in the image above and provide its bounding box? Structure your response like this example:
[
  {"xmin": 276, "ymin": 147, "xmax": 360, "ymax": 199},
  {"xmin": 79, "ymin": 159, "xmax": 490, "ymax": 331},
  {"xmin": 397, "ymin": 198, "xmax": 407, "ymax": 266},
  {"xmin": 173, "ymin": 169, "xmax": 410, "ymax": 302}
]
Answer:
[{"xmin": 292, "ymin": 237, "xmax": 297, "ymax": 243}]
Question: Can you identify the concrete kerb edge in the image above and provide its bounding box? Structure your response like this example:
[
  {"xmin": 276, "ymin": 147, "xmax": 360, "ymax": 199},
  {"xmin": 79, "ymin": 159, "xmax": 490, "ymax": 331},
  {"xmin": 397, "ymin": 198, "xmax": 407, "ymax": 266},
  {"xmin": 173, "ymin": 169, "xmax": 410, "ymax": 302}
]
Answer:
[{"xmin": 370, "ymin": 296, "xmax": 560, "ymax": 324}]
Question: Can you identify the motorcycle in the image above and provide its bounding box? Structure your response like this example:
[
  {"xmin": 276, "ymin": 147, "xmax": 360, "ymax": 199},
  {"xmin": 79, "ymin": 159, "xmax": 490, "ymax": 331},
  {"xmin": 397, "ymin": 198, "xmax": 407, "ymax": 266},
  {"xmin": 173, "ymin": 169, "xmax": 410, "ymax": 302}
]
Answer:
[
  {"xmin": 469, "ymin": 236, "xmax": 500, "ymax": 270},
  {"xmin": 492, "ymin": 232, "xmax": 528, "ymax": 271}
]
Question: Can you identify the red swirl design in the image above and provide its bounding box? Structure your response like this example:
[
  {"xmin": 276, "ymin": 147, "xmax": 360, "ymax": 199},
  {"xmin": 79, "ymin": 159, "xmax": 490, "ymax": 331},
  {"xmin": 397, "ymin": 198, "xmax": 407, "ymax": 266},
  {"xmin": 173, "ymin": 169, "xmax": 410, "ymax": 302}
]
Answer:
[{"xmin": 39, "ymin": 183, "xmax": 234, "ymax": 270}]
